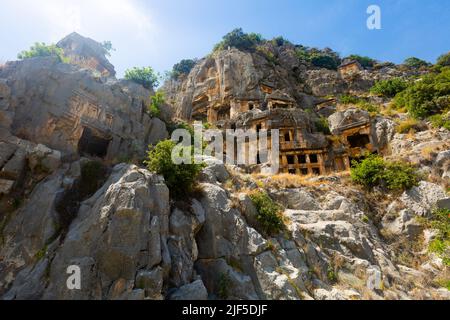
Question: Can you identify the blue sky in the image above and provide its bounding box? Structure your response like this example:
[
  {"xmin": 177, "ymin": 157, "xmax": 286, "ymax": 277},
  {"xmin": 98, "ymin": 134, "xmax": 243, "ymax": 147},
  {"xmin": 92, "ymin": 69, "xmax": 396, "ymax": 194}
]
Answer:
[{"xmin": 0, "ymin": 0, "xmax": 449, "ymax": 77}]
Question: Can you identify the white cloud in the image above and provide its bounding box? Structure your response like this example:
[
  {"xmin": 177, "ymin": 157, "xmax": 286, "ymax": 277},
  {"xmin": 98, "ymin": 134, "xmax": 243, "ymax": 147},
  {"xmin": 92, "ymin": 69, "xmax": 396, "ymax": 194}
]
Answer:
[
  {"xmin": 0, "ymin": 0, "xmax": 159, "ymax": 75},
  {"xmin": 1, "ymin": 0, "xmax": 156, "ymax": 43}
]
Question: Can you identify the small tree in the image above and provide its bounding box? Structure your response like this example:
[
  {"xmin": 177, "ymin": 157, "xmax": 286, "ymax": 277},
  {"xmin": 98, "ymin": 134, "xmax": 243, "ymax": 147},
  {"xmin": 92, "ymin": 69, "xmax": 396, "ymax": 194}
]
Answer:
[
  {"xmin": 18, "ymin": 42, "xmax": 67, "ymax": 62},
  {"xmin": 351, "ymin": 155, "xmax": 418, "ymax": 191},
  {"xmin": 436, "ymin": 52, "xmax": 450, "ymax": 68},
  {"xmin": 403, "ymin": 57, "xmax": 430, "ymax": 69},
  {"xmin": 145, "ymin": 140, "xmax": 204, "ymax": 198},
  {"xmin": 101, "ymin": 41, "xmax": 116, "ymax": 57},
  {"xmin": 213, "ymin": 28, "xmax": 264, "ymax": 52},
  {"xmin": 171, "ymin": 59, "xmax": 197, "ymax": 79},
  {"xmin": 350, "ymin": 155, "xmax": 385, "ymax": 188},
  {"xmin": 370, "ymin": 78, "xmax": 408, "ymax": 98},
  {"xmin": 310, "ymin": 53, "xmax": 340, "ymax": 70},
  {"xmin": 124, "ymin": 66, "xmax": 159, "ymax": 89},
  {"xmin": 347, "ymin": 54, "xmax": 376, "ymax": 68},
  {"xmin": 149, "ymin": 91, "xmax": 165, "ymax": 117},
  {"xmin": 249, "ymin": 191, "xmax": 284, "ymax": 235}
]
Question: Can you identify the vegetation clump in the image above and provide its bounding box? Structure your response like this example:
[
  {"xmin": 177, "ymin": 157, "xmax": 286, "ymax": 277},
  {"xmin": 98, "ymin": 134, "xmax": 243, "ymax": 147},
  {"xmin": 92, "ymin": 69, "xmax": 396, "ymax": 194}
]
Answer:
[
  {"xmin": 213, "ymin": 28, "xmax": 264, "ymax": 52},
  {"xmin": 171, "ymin": 59, "xmax": 197, "ymax": 79},
  {"xmin": 403, "ymin": 57, "xmax": 430, "ymax": 69},
  {"xmin": 124, "ymin": 66, "xmax": 160, "ymax": 89},
  {"xmin": 248, "ymin": 191, "xmax": 284, "ymax": 235},
  {"xmin": 392, "ymin": 67, "xmax": 450, "ymax": 119},
  {"xmin": 422, "ymin": 208, "xmax": 450, "ymax": 267},
  {"xmin": 346, "ymin": 54, "xmax": 376, "ymax": 68},
  {"xmin": 370, "ymin": 78, "xmax": 408, "ymax": 98},
  {"xmin": 145, "ymin": 140, "xmax": 204, "ymax": 198},
  {"xmin": 351, "ymin": 155, "xmax": 418, "ymax": 192},
  {"xmin": 149, "ymin": 91, "xmax": 165, "ymax": 117},
  {"xmin": 18, "ymin": 42, "xmax": 68, "ymax": 63}
]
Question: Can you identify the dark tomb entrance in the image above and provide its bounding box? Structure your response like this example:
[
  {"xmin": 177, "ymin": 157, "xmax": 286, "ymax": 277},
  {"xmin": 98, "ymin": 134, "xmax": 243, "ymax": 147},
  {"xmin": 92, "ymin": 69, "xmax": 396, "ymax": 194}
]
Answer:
[
  {"xmin": 347, "ymin": 134, "xmax": 370, "ymax": 148},
  {"xmin": 78, "ymin": 127, "xmax": 111, "ymax": 158}
]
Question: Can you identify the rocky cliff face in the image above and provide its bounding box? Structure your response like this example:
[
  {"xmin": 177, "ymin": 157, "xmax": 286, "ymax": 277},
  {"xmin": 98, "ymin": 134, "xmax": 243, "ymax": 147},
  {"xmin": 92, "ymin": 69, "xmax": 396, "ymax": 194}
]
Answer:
[
  {"xmin": 0, "ymin": 57, "xmax": 167, "ymax": 162},
  {"xmin": 163, "ymin": 43, "xmax": 410, "ymax": 121},
  {"xmin": 1, "ymin": 158, "xmax": 448, "ymax": 300},
  {"xmin": 0, "ymin": 33, "xmax": 449, "ymax": 300}
]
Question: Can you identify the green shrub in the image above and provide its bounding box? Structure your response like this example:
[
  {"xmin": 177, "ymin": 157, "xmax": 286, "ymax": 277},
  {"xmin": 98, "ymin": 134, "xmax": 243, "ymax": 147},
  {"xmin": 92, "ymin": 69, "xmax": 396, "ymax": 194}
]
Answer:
[
  {"xmin": 249, "ymin": 191, "xmax": 284, "ymax": 235},
  {"xmin": 383, "ymin": 162, "xmax": 419, "ymax": 191},
  {"xmin": 149, "ymin": 91, "xmax": 165, "ymax": 117},
  {"xmin": 392, "ymin": 68, "xmax": 450, "ymax": 119},
  {"xmin": 310, "ymin": 54, "xmax": 339, "ymax": 70},
  {"xmin": 403, "ymin": 57, "xmax": 430, "ymax": 69},
  {"xmin": 351, "ymin": 155, "xmax": 418, "ymax": 191},
  {"xmin": 145, "ymin": 140, "xmax": 204, "ymax": 198},
  {"xmin": 18, "ymin": 42, "xmax": 68, "ymax": 62},
  {"xmin": 218, "ymin": 272, "xmax": 231, "ymax": 299},
  {"xmin": 124, "ymin": 66, "xmax": 159, "ymax": 89},
  {"xmin": 171, "ymin": 59, "xmax": 197, "ymax": 79},
  {"xmin": 315, "ymin": 117, "xmax": 331, "ymax": 135},
  {"xmin": 423, "ymin": 208, "xmax": 450, "ymax": 266},
  {"xmin": 429, "ymin": 114, "xmax": 450, "ymax": 130},
  {"xmin": 213, "ymin": 28, "xmax": 264, "ymax": 52},
  {"xmin": 271, "ymin": 36, "xmax": 291, "ymax": 47},
  {"xmin": 436, "ymin": 52, "xmax": 450, "ymax": 68},
  {"xmin": 340, "ymin": 94, "xmax": 361, "ymax": 105},
  {"xmin": 370, "ymin": 78, "xmax": 408, "ymax": 98},
  {"xmin": 101, "ymin": 41, "xmax": 115, "ymax": 57},
  {"xmin": 295, "ymin": 47, "xmax": 340, "ymax": 70},
  {"xmin": 350, "ymin": 155, "xmax": 385, "ymax": 188},
  {"xmin": 357, "ymin": 101, "xmax": 379, "ymax": 114},
  {"xmin": 347, "ymin": 54, "xmax": 376, "ymax": 68}
]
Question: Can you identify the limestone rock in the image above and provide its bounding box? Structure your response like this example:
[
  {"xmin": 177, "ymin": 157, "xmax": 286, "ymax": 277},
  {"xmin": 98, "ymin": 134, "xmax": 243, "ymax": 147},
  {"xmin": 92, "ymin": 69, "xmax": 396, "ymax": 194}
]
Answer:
[
  {"xmin": 169, "ymin": 280, "xmax": 208, "ymax": 300},
  {"xmin": 57, "ymin": 32, "xmax": 116, "ymax": 77}
]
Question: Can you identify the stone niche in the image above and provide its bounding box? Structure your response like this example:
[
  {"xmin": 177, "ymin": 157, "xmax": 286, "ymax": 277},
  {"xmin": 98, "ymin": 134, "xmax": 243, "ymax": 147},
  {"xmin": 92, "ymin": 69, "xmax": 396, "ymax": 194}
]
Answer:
[{"xmin": 77, "ymin": 127, "xmax": 111, "ymax": 158}]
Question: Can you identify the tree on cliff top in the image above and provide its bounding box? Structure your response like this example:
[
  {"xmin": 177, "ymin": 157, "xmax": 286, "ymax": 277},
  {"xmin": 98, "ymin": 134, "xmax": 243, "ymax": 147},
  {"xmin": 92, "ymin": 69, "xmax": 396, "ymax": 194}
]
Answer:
[
  {"xmin": 213, "ymin": 28, "xmax": 264, "ymax": 52},
  {"xmin": 18, "ymin": 42, "xmax": 68, "ymax": 63},
  {"xmin": 124, "ymin": 66, "xmax": 160, "ymax": 90}
]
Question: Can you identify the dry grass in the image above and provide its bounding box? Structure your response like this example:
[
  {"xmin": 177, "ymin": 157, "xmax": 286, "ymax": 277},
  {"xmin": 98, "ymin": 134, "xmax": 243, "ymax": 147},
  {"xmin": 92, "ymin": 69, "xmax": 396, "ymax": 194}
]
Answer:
[
  {"xmin": 251, "ymin": 172, "xmax": 350, "ymax": 190},
  {"xmin": 396, "ymin": 118, "xmax": 420, "ymax": 134}
]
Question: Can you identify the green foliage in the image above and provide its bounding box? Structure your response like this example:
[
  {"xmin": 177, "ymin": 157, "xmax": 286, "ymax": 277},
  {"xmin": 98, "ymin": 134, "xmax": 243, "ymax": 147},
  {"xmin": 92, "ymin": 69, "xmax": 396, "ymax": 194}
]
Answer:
[
  {"xmin": 350, "ymin": 155, "xmax": 386, "ymax": 188},
  {"xmin": 249, "ymin": 191, "xmax": 284, "ymax": 235},
  {"xmin": 370, "ymin": 78, "xmax": 408, "ymax": 98},
  {"xmin": 271, "ymin": 36, "xmax": 292, "ymax": 47},
  {"xmin": 310, "ymin": 54, "xmax": 339, "ymax": 70},
  {"xmin": 171, "ymin": 59, "xmax": 197, "ymax": 79},
  {"xmin": 340, "ymin": 94, "xmax": 361, "ymax": 105},
  {"xmin": 18, "ymin": 42, "xmax": 68, "ymax": 62},
  {"xmin": 392, "ymin": 68, "xmax": 450, "ymax": 119},
  {"xmin": 403, "ymin": 57, "xmax": 430, "ymax": 69},
  {"xmin": 144, "ymin": 140, "xmax": 204, "ymax": 199},
  {"xmin": 149, "ymin": 91, "xmax": 165, "ymax": 117},
  {"xmin": 426, "ymin": 208, "xmax": 450, "ymax": 266},
  {"xmin": 295, "ymin": 47, "xmax": 341, "ymax": 70},
  {"xmin": 213, "ymin": 28, "xmax": 264, "ymax": 52},
  {"xmin": 218, "ymin": 272, "xmax": 231, "ymax": 299},
  {"xmin": 347, "ymin": 54, "xmax": 376, "ymax": 68},
  {"xmin": 436, "ymin": 52, "xmax": 450, "ymax": 68},
  {"xmin": 382, "ymin": 162, "xmax": 419, "ymax": 191},
  {"xmin": 429, "ymin": 113, "xmax": 450, "ymax": 130},
  {"xmin": 101, "ymin": 41, "xmax": 115, "ymax": 57},
  {"xmin": 327, "ymin": 265, "xmax": 338, "ymax": 283},
  {"xmin": 351, "ymin": 155, "xmax": 418, "ymax": 191},
  {"xmin": 357, "ymin": 101, "xmax": 379, "ymax": 114},
  {"xmin": 124, "ymin": 66, "xmax": 160, "ymax": 89},
  {"xmin": 315, "ymin": 117, "xmax": 331, "ymax": 135}
]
